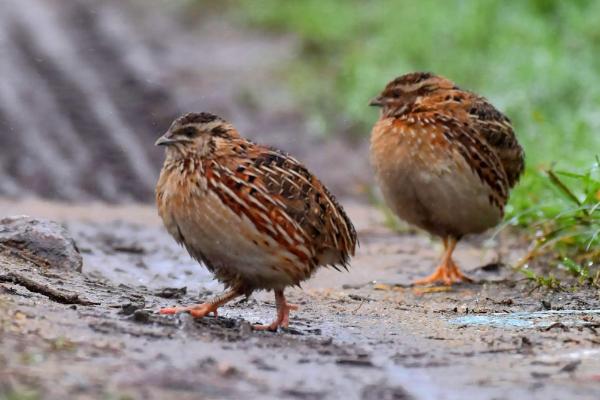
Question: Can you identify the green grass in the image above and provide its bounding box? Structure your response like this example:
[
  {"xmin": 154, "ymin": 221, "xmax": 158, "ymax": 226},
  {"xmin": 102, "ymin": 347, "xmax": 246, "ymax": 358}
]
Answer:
[
  {"xmin": 0, "ymin": 389, "xmax": 39, "ymax": 400},
  {"xmin": 515, "ymin": 159, "xmax": 600, "ymax": 288},
  {"xmin": 229, "ymin": 0, "xmax": 600, "ymax": 284}
]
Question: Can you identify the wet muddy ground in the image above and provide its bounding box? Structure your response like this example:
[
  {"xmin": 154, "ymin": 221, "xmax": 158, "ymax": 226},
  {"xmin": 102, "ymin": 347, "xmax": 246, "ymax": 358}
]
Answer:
[{"xmin": 1, "ymin": 199, "xmax": 599, "ymax": 400}]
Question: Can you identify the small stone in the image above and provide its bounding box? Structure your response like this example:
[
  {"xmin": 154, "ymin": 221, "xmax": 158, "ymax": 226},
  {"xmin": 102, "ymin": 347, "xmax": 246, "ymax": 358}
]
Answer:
[
  {"xmin": 531, "ymin": 371, "xmax": 550, "ymax": 379},
  {"xmin": 320, "ymin": 337, "xmax": 333, "ymax": 346},
  {"xmin": 521, "ymin": 336, "xmax": 533, "ymax": 348},
  {"xmin": 121, "ymin": 303, "xmax": 143, "ymax": 316},
  {"xmin": 217, "ymin": 363, "xmax": 238, "ymax": 377},
  {"xmin": 559, "ymin": 360, "xmax": 581, "ymax": 373},
  {"xmin": 541, "ymin": 300, "xmax": 551, "ymax": 310},
  {"xmin": 238, "ymin": 321, "xmax": 252, "ymax": 336},
  {"xmin": 133, "ymin": 309, "xmax": 150, "ymax": 323},
  {"xmin": 154, "ymin": 287, "xmax": 187, "ymax": 299},
  {"xmin": 0, "ymin": 216, "xmax": 82, "ymax": 272},
  {"xmin": 373, "ymin": 283, "xmax": 392, "ymax": 291}
]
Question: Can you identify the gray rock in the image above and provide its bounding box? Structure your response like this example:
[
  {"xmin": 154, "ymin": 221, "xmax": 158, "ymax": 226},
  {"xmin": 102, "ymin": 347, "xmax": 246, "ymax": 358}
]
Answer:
[{"xmin": 0, "ymin": 216, "xmax": 83, "ymax": 272}]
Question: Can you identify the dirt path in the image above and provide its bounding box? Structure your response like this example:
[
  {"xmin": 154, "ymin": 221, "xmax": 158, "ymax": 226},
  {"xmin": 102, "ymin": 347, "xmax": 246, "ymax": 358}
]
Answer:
[{"xmin": 1, "ymin": 200, "xmax": 599, "ymax": 400}]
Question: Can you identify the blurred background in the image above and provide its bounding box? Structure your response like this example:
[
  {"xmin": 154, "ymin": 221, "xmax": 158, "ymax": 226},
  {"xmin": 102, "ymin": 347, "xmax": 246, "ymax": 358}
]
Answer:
[{"xmin": 1, "ymin": 0, "xmax": 599, "ymax": 213}]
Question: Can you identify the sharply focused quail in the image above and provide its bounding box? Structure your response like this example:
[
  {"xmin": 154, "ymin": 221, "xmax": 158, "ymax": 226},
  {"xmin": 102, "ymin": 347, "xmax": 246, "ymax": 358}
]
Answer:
[
  {"xmin": 155, "ymin": 112, "xmax": 357, "ymax": 330},
  {"xmin": 369, "ymin": 72, "xmax": 524, "ymax": 285}
]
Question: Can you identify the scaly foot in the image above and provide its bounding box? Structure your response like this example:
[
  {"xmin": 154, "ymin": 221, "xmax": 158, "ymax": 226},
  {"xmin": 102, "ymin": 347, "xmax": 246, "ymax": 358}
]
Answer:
[
  {"xmin": 253, "ymin": 290, "xmax": 298, "ymax": 331},
  {"xmin": 159, "ymin": 302, "xmax": 219, "ymax": 318},
  {"xmin": 413, "ymin": 262, "xmax": 455, "ymax": 286},
  {"xmin": 159, "ymin": 289, "xmax": 241, "ymax": 318},
  {"xmin": 447, "ymin": 259, "xmax": 474, "ymax": 283},
  {"xmin": 413, "ymin": 258, "xmax": 472, "ymax": 286},
  {"xmin": 413, "ymin": 237, "xmax": 473, "ymax": 286}
]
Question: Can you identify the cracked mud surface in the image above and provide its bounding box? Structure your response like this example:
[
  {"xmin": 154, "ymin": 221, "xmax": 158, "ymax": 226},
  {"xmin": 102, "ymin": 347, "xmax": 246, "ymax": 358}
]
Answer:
[{"xmin": 1, "ymin": 199, "xmax": 599, "ymax": 400}]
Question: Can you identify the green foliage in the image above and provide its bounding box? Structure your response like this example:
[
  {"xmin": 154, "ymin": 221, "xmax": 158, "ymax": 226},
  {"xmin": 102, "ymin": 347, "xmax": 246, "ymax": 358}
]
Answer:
[
  {"xmin": 561, "ymin": 257, "xmax": 599, "ymax": 286},
  {"xmin": 516, "ymin": 159, "xmax": 600, "ymax": 287},
  {"xmin": 1, "ymin": 389, "xmax": 40, "ymax": 400},
  {"xmin": 519, "ymin": 268, "xmax": 563, "ymax": 291}
]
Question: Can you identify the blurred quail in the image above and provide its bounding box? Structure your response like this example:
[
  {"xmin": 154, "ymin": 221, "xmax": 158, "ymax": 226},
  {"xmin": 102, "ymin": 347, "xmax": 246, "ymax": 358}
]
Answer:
[{"xmin": 369, "ymin": 72, "xmax": 524, "ymax": 285}]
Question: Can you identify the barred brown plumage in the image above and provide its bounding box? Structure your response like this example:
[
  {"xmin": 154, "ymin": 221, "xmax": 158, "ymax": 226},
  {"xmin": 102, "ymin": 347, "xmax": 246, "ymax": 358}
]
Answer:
[
  {"xmin": 155, "ymin": 112, "xmax": 357, "ymax": 330},
  {"xmin": 369, "ymin": 72, "xmax": 524, "ymax": 285}
]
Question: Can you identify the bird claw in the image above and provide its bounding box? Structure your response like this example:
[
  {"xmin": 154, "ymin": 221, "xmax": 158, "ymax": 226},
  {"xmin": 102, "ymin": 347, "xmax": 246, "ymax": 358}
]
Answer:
[
  {"xmin": 158, "ymin": 303, "xmax": 218, "ymax": 318},
  {"xmin": 158, "ymin": 306, "xmax": 186, "ymax": 315},
  {"xmin": 252, "ymin": 322, "xmax": 280, "ymax": 332},
  {"xmin": 413, "ymin": 259, "xmax": 472, "ymax": 286},
  {"xmin": 252, "ymin": 293, "xmax": 298, "ymax": 332}
]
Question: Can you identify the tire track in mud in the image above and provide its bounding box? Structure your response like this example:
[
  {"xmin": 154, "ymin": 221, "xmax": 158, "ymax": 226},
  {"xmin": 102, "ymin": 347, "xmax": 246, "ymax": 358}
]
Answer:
[{"xmin": 0, "ymin": 0, "xmax": 177, "ymax": 202}]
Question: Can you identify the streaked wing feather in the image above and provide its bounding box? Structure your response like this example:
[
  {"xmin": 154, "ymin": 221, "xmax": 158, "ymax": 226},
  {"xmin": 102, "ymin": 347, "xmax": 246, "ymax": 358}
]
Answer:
[
  {"xmin": 207, "ymin": 140, "xmax": 357, "ymax": 268},
  {"xmin": 466, "ymin": 98, "xmax": 525, "ymax": 188}
]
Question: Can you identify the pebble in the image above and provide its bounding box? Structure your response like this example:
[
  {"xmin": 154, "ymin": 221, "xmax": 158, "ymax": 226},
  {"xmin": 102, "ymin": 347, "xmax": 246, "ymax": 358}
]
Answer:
[{"xmin": 133, "ymin": 309, "xmax": 150, "ymax": 323}]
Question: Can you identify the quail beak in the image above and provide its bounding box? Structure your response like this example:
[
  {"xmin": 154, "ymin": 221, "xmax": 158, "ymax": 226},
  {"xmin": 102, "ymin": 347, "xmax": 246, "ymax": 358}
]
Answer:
[
  {"xmin": 369, "ymin": 95, "xmax": 384, "ymax": 107},
  {"xmin": 154, "ymin": 133, "xmax": 177, "ymax": 146}
]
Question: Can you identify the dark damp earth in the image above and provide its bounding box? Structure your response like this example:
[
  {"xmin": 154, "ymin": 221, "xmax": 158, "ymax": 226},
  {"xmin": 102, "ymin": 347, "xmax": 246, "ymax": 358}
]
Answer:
[{"xmin": 1, "ymin": 200, "xmax": 599, "ymax": 400}]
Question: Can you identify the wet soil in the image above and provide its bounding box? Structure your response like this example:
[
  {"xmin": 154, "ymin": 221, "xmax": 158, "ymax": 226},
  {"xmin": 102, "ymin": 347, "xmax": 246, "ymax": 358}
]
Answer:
[{"xmin": 1, "ymin": 199, "xmax": 599, "ymax": 400}]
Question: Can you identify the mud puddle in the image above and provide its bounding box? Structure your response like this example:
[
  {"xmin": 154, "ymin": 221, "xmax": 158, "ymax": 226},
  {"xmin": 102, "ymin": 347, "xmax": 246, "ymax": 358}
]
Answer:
[{"xmin": 449, "ymin": 310, "xmax": 600, "ymax": 329}]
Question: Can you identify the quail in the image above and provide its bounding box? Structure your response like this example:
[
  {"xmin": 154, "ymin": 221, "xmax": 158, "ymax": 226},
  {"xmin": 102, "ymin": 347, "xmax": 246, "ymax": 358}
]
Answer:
[
  {"xmin": 155, "ymin": 112, "xmax": 357, "ymax": 329},
  {"xmin": 369, "ymin": 72, "xmax": 524, "ymax": 285}
]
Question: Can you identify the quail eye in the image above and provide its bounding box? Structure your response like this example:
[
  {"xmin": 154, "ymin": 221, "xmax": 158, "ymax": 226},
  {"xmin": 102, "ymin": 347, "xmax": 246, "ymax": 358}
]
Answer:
[{"xmin": 178, "ymin": 127, "xmax": 197, "ymax": 137}]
